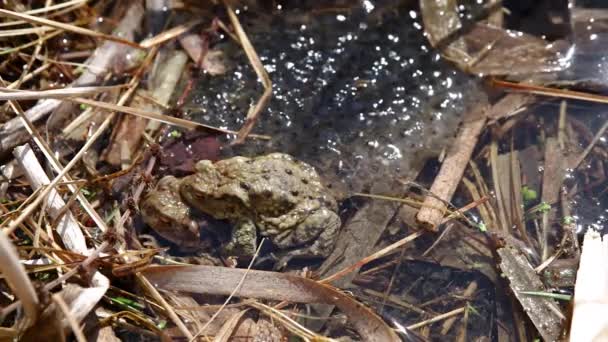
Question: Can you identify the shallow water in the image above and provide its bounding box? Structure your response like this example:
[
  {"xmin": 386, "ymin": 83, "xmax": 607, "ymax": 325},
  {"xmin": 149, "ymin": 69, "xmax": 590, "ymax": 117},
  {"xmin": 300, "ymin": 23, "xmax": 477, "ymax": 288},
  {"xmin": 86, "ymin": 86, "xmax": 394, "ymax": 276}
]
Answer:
[{"xmin": 185, "ymin": 1, "xmax": 481, "ymax": 195}]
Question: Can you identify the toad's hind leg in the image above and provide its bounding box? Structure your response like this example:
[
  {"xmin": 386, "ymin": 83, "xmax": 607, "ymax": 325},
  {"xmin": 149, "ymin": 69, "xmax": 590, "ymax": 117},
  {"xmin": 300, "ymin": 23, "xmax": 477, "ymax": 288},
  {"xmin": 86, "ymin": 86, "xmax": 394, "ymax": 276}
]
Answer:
[{"xmin": 223, "ymin": 219, "xmax": 257, "ymax": 257}]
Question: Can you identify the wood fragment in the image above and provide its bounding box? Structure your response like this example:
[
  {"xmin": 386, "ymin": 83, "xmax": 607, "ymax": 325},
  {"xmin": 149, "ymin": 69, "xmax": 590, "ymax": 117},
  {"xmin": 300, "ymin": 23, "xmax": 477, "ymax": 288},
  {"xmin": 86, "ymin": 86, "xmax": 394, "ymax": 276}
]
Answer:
[
  {"xmin": 497, "ymin": 246, "xmax": 562, "ymax": 341},
  {"xmin": 416, "ymin": 105, "xmax": 487, "ymax": 231}
]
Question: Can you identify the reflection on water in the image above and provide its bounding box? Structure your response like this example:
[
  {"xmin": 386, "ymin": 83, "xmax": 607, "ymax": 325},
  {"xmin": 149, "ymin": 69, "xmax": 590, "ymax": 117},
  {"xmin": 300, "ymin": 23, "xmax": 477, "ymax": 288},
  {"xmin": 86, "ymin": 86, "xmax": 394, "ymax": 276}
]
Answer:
[{"xmin": 185, "ymin": 1, "xmax": 482, "ymax": 194}]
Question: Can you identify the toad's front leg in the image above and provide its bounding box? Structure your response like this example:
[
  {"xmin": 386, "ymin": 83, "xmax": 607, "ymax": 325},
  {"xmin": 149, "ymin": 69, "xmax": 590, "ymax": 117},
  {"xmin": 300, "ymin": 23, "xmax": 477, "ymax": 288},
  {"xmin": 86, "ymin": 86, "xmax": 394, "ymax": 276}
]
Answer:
[{"xmin": 222, "ymin": 219, "xmax": 258, "ymax": 257}]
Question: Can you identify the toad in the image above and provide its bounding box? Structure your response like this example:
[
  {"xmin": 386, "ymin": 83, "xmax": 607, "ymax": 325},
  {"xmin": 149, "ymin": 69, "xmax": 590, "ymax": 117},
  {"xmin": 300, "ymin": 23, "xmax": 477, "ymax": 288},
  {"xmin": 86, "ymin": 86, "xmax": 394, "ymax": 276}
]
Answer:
[
  {"xmin": 141, "ymin": 153, "xmax": 341, "ymax": 266},
  {"xmin": 139, "ymin": 175, "xmax": 201, "ymax": 250}
]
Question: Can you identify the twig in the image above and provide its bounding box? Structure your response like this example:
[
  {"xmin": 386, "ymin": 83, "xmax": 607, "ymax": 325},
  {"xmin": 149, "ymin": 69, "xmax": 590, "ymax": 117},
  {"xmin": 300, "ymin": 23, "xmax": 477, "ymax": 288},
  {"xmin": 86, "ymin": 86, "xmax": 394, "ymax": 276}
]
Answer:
[{"xmin": 417, "ymin": 105, "xmax": 487, "ymax": 231}]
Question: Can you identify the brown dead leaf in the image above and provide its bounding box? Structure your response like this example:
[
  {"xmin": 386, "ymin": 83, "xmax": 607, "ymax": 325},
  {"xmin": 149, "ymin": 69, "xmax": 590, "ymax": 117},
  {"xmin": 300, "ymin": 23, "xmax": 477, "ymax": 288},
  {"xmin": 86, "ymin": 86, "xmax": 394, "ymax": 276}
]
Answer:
[
  {"xmin": 142, "ymin": 265, "xmax": 399, "ymax": 342},
  {"xmin": 420, "ymin": 1, "xmax": 570, "ymax": 76}
]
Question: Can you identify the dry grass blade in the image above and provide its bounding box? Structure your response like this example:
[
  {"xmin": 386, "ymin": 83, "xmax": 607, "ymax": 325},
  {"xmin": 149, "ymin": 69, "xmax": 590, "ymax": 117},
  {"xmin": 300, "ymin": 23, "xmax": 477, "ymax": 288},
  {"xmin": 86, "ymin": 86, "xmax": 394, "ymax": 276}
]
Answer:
[
  {"xmin": 490, "ymin": 141, "xmax": 508, "ymax": 232},
  {"xmin": 540, "ymin": 138, "xmax": 565, "ymax": 260},
  {"xmin": 24, "ymin": 0, "xmax": 87, "ymax": 15},
  {"xmin": 247, "ymin": 301, "xmax": 335, "ymax": 341},
  {"xmin": 407, "ymin": 307, "xmax": 466, "ymax": 330},
  {"xmin": 139, "ymin": 20, "xmax": 203, "ymax": 48},
  {"xmin": 223, "ymin": 2, "xmax": 272, "ymax": 144},
  {"xmin": 321, "ymin": 231, "xmax": 423, "ymax": 284},
  {"xmin": 0, "ymin": 2, "xmax": 85, "ymax": 29},
  {"xmin": 137, "ymin": 274, "xmax": 194, "ymax": 340},
  {"xmin": 2, "ymin": 38, "xmax": 156, "ymax": 242},
  {"xmin": 0, "ymin": 85, "xmax": 124, "ymax": 100},
  {"xmin": 0, "ymin": 230, "xmax": 39, "ymax": 328},
  {"xmin": 0, "ymin": 29, "xmax": 62, "ymax": 56},
  {"xmin": 69, "ymin": 97, "xmax": 270, "ymax": 139},
  {"xmin": 0, "ymin": 25, "xmax": 56, "ymax": 37},
  {"xmin": 0, "ymin": 8, "xmax": 143, "ymax": 49},
  {"xmin": 7, "ymin": 64, "xmax": 51, "ymax": 89},
  {"xmin": 492, "ymin": 79, "xmax": 608, "ymax": 105},
  {"xmin": 212, "ymin": 309, "xmax": 250, "ymax": 342},
  {"xmin": 9, "ymin": 144, "xmax": 110, "ymax": 328}
]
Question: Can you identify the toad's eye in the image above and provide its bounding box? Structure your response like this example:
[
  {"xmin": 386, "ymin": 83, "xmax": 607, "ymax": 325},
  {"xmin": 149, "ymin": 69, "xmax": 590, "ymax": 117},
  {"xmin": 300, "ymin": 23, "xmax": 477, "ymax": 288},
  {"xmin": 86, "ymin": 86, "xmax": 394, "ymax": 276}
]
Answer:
[{"xmin": 240, "ymin": 182, "xmax": 250, "ymax": 190}]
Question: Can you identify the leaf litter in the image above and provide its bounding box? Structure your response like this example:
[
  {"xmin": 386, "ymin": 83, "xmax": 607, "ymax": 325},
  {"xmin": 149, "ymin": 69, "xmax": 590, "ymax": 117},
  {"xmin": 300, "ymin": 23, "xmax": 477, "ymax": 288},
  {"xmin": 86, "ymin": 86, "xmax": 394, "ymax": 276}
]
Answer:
[{"xmin": 0, "ymin": 0, "xmax": 607, "ymax": 341}]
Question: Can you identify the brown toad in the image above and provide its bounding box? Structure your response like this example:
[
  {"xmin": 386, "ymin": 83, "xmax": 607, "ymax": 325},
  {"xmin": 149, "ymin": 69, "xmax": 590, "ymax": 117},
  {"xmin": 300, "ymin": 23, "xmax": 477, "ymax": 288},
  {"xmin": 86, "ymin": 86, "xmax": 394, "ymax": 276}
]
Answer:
[
  {"xmin": 139, "ymin": 175, "xmax": 200, "ymax": 250},
  {"xmin": 180, "ymin": 153, "xmax": 341, "ymax": 264}
]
